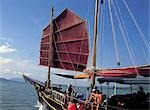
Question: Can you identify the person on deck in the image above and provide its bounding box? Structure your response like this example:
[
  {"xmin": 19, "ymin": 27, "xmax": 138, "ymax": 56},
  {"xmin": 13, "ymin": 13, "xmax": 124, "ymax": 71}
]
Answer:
[
  {"xmin": 86, "ymin": 87, "xmax": 90, "ymax": 98},
  {"xmin": 88, "ymin": 89, "xmax": 96, "ymax": 110},
  {"xmin": 88, "ymin": 89, "xmax": 103, "ymax": 110},
  {"xmin": 95, "ymin": 90, "xmax": 103, "ymax": 110},
  {"xmin": 66, "ymin": 84, "xmax": 74, "ymax": 102},
  {"xmin": 137, "ymin": 86, "xmax": 146, "ymax": 101}
]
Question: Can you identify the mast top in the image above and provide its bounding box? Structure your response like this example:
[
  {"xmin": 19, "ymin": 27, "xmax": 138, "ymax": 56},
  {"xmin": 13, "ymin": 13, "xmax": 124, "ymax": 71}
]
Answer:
[{"xmin": 50, "ymin": 6, "xmax": 54, "ymax": 24}]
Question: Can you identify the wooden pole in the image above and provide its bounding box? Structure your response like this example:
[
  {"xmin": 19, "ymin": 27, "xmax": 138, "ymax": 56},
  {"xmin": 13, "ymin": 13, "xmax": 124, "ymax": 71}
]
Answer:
[
  {"xmin": 46, "ymin": 6, "xmax": 54, "ymax": 88},
  {"xmin": 113, "ymin": 82, "xmax": 117, "ymax": 95},
  {"xmin": 92, "ymin": 0, "xmax": 99, "ymax": 68},
  {"xmin": 91, "ymin": 0, "xmax": 99, "ymax": 90}
]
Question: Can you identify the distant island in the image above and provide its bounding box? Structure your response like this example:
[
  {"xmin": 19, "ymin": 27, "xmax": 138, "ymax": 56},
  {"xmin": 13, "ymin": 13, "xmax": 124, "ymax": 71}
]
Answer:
[
  {"xmin": 0, "ymin": 78, "xmax": 8, "ymax": 81},
  {"xmin": 0, "ymin": 77, "xmax": 25, "ymax": 83},
  {"xmin": 9, "ymin": 78, "xmax": 25, "ymax": 82}
]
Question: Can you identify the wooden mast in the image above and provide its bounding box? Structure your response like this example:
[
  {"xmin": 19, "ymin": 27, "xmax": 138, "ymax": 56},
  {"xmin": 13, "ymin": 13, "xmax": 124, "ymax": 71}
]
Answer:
[
  {"xmin": 91, "ymin": 0, "xmax": 100, "ymax": 90},
  {"xmin": 46, "ymin": 6, "xmax": 54, "ymax": 88}
]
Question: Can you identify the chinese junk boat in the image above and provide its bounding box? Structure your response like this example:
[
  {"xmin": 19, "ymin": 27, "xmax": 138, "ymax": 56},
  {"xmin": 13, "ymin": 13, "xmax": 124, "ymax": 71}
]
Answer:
[{"xmin": 23, "ymin": 0, "xmax": 150, "ymax": 110}]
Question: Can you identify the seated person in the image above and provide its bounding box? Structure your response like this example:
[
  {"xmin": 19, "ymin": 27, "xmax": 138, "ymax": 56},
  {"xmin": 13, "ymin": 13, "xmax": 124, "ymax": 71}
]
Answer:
[
  {"xmin": 86, "ymin": 89, "xmax": 103, "ymax": 110},
  {"xmin": 95, "ymin": 90, "xmax": 103, "ymax": 110},
  {"xmin": 137, "ymin": 86, "xmax": 146, "ymax": 101},
  {"xmin": 88, "ymin": 89, "xmax": 96, "ymax": 110}
]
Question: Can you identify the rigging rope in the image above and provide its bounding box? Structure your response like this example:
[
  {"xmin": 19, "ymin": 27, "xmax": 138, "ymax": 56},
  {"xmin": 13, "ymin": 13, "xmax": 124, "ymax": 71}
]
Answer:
[
  {"xmin": 122, "ymin": 0, "xmax": 150, "ymax": 51},
  {"xmin": 112, "ymin": 0, "xmax": 138, "ymax": 73},
  {"xmin": 141, "ymin": 47, "xmax": 148, "ymax": 62},
  {"xmin": 54, "ymin": 21, "xmax": 76, "ymax": 71},
  {"xmin": 87, "ymin": 21, "xmax": 93, "ymax": 69},
  {"xmin": 118, "ymin": 1, "xmax": 137, "ymax": 66},
  {"xmin": 75, "ymin": 22, "xmax": 88, "ymax": 93},
  {"xmin": 108, "ymin": 0, "xmax": 120, "ymax": 66},
  {"xmin": 76, "ymin": 0, "xmax": 92, "ymax": 71},
  {"xmin": 98, "ymin": 0, "xmax": 105, "ymax": 68},
  {"xmin": 54, "ymin": 21, "xmax": 83, "ymax": 93},
  {"xmin": 51, "ymin": 22, "xmax": 66, "ymax": 70},
  {"xmin": 87, "ymin": 4, "xmax": 92, "ymax": 69},
  {"xmin": 76, "ymin": 23, "xmax": 87, "ymax": 70}
]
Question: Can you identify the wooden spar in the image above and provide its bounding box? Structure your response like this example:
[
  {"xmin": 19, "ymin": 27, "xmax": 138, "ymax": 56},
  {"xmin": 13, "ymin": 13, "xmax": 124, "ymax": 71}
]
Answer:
[
  {"xmin": 91, "ymin": 0, "xmax": 99, "ymax": 90},
  {"xmin": 47, "ymin": 6, "xmax": 54, "ymax": 88},
  {"xmin": 92, "ymin": 0, "xmax": 99, "ymax": 68}
]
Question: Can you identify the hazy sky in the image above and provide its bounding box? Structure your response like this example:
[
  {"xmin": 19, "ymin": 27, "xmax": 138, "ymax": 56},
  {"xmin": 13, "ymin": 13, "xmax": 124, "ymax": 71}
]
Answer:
[{"xmin": 0, "ymin": 0, "xmax": 149, "ymax": 85}]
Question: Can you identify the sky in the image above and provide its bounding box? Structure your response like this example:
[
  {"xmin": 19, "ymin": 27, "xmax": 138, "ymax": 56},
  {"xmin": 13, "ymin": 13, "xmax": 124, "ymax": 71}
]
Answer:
[{"xmin": 0, "ymin": 0, "xmax": 149, "ymax": 86}]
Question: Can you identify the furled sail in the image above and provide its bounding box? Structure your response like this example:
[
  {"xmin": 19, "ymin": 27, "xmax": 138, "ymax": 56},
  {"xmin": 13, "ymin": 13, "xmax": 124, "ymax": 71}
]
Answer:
[
  {"xmin": 53, "ymin": 65, "xmax": 150, "ymax": 79},
  {"xmin": 95, "ymin": 65, "xmax": 150, "ymax": 78},
  {"xmin": 40, "ymin": 9, "xmax": 89, "ymax": 72}
]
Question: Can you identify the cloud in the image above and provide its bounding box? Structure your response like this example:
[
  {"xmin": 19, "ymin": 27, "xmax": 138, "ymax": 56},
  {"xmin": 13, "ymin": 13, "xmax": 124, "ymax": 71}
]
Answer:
[
  {"xmin": 0, "ymin": 36, "xmax": 13, "ymax": 42},
  {"xmin": 1, "ymin": 36, "xmax": 7, "ymax": 40},
  {"xmin": 0, "ymin": 44, "xmax": 16, "ymax": 53},
  {"xmin": 0, "ymin": 69, "xmax": 11, "ymax": 73},
  {"xmin": 0, "ymin": 58, "xmax": 47, "ymax": 80},
  {"xmin": 12, "ymin": 71, "xmax": 32, "ymax": 76},
  {"xmin": 0, "ymin": 57, "xmax": 13, "ymax": 64},
  {"xmin": 0, "ymin": 58, "xmax": 89, "ymax": 86}
]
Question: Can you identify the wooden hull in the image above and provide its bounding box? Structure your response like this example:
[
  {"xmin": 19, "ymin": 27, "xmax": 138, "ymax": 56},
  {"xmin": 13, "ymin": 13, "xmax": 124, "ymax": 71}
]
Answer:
[
  {"xmin": 23, "ymin": 75, "xmax": 66, "ymax": 110},
  {"xmin": 23, "ymin": 75, "xmax": 149, "ymax": 110},
  {"xmin": 107, "ymin": 94, "xmax": 150, "ymax": 110},
  {"xmin": 39, "ymin": 91, "xmax": 65, "ymax": 110},
  {"xmin": 23, "ymin": 75, "xmax": 105, "ymax": 110}
]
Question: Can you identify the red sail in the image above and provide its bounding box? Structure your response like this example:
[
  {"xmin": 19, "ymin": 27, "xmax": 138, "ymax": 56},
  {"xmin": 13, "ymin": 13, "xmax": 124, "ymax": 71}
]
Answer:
[
  {"xmin": 96, "ymin": 65, "xmax": 150, "ymax": 78},
  {"xmin": 40, "ymin": 9, "xmax": 89, "ymax": 72},
  {"xmin": 40, "ymin": 24, "xmax": 54, "ymax": 66}
]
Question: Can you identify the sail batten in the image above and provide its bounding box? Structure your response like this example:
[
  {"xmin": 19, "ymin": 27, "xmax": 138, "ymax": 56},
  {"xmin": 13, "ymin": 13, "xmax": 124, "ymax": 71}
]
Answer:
[
  {"xmin": 40, "ymin": 50, "xmax": 89, "ymax": 55},
  {"xmin": 40, "ymin": 9, "xmax": 89, "ymax": 72},
  {"xmin": 54, "ymin": 21, "xmax": 85, "ymax": 33},
  {"xmin": 42, "ymin": 34, "xmax": 51, "ymax": 39},
  {"xmin": 55, "ymin": 37, "xmax": 88, "ymax": 44},
  {"xmin": 52, "ymin": 59, "xmax": 88, "ymax": 66},
  {"xmin": 55, "ymin": 51, "xmax": 89, "ymax": 55}
]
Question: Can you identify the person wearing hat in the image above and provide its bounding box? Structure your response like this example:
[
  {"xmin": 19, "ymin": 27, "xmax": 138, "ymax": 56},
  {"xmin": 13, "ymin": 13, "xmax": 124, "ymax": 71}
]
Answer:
[{"xmin": 87, "ymin": 88, "xmax": 96, "ymax": 110}]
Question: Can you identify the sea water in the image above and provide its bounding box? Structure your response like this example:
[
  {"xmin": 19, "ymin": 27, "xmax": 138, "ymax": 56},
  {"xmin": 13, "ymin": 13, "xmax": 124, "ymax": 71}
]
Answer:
[
  {"xmin": 0, "ymin": 80, "xmax": 38, "ymax": 110},
  {"xmin": 0, "ymin": 79, "xmax": 149, "ymax": 110}
]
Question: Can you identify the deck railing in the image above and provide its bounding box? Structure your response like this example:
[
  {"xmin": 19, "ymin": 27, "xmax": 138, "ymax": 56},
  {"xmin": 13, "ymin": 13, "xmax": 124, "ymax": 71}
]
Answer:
[{"xmin": 44, "ymin": 88, "xmax": 85, "ymax": 105}]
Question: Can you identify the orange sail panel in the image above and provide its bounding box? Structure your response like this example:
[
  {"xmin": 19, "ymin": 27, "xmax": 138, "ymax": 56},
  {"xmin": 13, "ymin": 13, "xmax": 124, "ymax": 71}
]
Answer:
[{"xmin": 40, "ymin": 9, "xmax": 89, "ymax": 72}]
